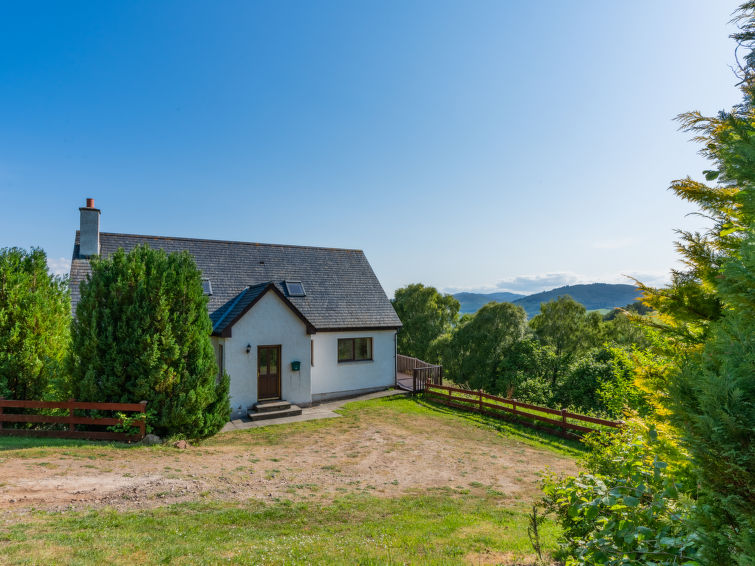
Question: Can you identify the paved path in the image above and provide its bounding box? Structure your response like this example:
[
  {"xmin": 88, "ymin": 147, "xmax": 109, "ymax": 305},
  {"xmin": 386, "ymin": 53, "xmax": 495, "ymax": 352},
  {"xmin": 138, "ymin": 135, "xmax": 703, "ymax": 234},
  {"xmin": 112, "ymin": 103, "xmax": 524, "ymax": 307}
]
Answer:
[{"xmin": 221, "ymin": 388, "xmax": 407, "ymax": 432}]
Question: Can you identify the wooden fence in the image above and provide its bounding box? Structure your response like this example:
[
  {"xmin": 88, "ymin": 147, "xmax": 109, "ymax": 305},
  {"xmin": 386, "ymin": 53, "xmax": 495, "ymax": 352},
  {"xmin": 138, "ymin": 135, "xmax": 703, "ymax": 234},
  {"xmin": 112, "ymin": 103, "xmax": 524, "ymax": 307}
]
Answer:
[
  {"xmin": 0, "ymin": 398, "xmax": 148, "ymax": 442},
  {"xmin": 396, "ymin": 354, "xmax": 443, "ymax": 392},
  {"xmin": 424, "ymin": 383, "xmax": 622, "ymax": 439}
]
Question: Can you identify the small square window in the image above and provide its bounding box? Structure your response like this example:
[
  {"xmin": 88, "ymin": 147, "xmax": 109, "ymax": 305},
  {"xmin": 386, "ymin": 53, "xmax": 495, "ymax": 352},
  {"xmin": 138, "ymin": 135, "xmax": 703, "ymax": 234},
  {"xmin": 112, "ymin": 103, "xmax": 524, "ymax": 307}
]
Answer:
[
  {"xmin": 285, "ymin": 280, "xmax": 306, "ymax": 297},
  {"xmin": 202, "ymin": 279, "xmax": 213, "ymax": 295},
  {"xmin": 338, "ymin": 337, "xmax": 373, "ymax": 362}
]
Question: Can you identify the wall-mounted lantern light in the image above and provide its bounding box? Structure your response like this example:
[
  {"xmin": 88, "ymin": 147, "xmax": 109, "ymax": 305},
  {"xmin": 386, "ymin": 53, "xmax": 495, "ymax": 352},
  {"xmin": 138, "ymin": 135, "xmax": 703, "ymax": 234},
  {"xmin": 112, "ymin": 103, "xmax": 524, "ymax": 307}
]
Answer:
[{"xmin": 246, "ymin": 344, "xmax": 252, "ymax": 354}]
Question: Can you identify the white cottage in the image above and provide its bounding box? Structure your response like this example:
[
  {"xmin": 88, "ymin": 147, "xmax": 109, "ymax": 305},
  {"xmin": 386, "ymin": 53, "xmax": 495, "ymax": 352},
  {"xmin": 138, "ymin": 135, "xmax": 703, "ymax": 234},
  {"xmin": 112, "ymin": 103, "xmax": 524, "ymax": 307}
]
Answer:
[{"xmin": 69, "ymin": 200, "xmax": 402, "ymax": 420}]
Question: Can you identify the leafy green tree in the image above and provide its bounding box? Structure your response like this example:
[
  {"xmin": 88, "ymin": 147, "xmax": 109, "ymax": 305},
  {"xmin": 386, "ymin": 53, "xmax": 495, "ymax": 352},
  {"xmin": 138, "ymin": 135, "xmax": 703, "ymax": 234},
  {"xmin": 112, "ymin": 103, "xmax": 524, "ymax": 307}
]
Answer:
[
  {"xmin": 603, "ymin": 301, "xmax": 652, "ymax": 321},
  {"xmin": 530, "ymin": 295, "xmax": 601, "ymax": 385},
  {"xmin": 69, "ymin": 245, "xmax": 230, "ymax": 438},
  {"xmin": 602, "ymin": 311, "xmax": 651, "ymax": 349},
  {"xmin": 392, "ymin": 283, "xmax": 459, "ymax": 362},
  {"xmin": 442, "ymin": 302, "xmax": 528, "ymax": 392},
  {"xmin": 0, "ymin": 247, "xmax": 70, "ymax": 400}
]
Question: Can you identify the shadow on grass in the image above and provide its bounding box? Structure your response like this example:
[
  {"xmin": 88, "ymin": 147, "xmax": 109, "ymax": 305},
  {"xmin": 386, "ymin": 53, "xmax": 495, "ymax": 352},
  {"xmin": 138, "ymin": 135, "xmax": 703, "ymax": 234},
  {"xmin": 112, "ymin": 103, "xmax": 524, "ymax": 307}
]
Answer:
[
  {"xmin": 334, "ymin": 390, "xmax": 586, "ymax": 458},
  {"xmin": 0, "ymin": 435, "xmax": 141, "ymax": 452},
  {"xmin": 411, "ymin": 394, "xmax": 587, "ymax": 458}
]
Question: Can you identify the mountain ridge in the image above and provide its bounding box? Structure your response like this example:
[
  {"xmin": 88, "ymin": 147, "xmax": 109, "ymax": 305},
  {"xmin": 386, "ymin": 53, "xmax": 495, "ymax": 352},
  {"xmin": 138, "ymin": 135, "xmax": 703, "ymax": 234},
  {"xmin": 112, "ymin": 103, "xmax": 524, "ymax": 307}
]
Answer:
[{"xmin": 453, "ymin": 283, "xmax": 642, "ymax": 318}]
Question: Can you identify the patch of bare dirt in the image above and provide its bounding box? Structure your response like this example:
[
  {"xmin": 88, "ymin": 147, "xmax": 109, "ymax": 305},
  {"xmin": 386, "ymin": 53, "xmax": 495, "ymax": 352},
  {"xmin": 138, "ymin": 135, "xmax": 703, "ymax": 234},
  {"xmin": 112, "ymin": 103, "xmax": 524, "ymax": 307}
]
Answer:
[
  {"xmin": 0, "ymin": 406, "xmax": 577, "ymax": 513},
  {"xmin": 464, "ymin": 550, "xmax": 556, "ymax": 565}
]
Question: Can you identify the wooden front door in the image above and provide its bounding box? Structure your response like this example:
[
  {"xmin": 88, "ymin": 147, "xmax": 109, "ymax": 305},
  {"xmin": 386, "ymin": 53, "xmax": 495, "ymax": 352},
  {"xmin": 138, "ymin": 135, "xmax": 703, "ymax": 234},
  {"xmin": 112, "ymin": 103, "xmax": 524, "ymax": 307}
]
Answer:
[{"xmin": 257, "ymin": 345, "xmax": 281, "ymax": 400}]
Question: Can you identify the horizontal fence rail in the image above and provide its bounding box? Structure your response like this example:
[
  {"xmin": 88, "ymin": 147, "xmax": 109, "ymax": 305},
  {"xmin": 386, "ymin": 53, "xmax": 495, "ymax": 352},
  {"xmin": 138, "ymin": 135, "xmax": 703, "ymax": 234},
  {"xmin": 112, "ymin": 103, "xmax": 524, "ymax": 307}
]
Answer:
[
  {"xmin": 424, "ymin": 383, "xmax": 622, "ymax": 439},
  {"xmin": 0, "ymin": 398, "xmax": 148, "ymax": 442}
]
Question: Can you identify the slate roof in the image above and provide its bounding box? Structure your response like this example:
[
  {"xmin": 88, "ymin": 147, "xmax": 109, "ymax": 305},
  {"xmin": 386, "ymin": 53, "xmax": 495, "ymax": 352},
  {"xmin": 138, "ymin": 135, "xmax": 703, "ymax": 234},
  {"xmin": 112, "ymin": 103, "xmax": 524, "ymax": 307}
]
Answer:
[{"xmin": 69, "ymin": 232, "xmax": 402, "ymax": 334}]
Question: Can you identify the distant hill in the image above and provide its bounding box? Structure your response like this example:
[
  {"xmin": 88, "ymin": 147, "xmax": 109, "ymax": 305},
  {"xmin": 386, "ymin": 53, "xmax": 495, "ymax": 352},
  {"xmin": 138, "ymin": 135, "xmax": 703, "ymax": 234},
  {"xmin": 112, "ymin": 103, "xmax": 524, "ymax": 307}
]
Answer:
[
  {"xmin": 454, "ymin": 291, "xmax": 527, "ymax": 314},
  {"xmin": 453, "ymin": 283, "xmax": 641, "ymax": 318}
]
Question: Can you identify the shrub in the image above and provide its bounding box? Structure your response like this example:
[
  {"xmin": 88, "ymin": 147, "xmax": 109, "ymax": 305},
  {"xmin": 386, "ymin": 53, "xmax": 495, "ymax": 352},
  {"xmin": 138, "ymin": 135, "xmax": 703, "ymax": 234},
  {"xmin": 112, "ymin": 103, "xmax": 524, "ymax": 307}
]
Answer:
[
  {"xmin": 542, "ymin": 421, "xmax": 698, "ymax": 566},
  {"xmin": 69, "ymin": 245, "xmax": 230, "ymax": 438}
]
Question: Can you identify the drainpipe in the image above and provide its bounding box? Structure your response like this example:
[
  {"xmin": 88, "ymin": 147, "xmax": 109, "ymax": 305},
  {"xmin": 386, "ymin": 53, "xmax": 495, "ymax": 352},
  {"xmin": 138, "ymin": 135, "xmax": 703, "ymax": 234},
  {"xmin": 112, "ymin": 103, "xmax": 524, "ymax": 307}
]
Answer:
[{"xmin": 394, "ymin": 331, "xmax": 398, "ymax": 387}]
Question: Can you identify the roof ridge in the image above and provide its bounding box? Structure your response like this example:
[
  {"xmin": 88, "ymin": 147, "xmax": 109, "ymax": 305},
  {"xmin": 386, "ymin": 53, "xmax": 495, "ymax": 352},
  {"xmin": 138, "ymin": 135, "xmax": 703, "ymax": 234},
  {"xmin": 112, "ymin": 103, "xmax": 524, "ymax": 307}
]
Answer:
[{"xmin": 96, "ymin": 231, "xmax": 363, "ymax": 253}]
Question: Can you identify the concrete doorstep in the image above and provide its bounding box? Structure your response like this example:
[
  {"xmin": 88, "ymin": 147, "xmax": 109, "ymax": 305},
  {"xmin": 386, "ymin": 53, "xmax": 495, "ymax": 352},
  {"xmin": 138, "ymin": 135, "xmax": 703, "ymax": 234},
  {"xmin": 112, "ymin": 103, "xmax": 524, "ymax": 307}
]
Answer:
[{"xmin": 220, "ymin": 388, "xmax": 407, "ymax": 432}]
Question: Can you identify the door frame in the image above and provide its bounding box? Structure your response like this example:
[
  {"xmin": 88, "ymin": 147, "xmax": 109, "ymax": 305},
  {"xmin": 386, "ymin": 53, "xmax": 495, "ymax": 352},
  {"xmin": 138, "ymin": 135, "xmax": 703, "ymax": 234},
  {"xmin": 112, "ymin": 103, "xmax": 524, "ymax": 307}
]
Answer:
[{"xmin": 257, "ymin": 345, "xmax": 282, "ymax": 401}]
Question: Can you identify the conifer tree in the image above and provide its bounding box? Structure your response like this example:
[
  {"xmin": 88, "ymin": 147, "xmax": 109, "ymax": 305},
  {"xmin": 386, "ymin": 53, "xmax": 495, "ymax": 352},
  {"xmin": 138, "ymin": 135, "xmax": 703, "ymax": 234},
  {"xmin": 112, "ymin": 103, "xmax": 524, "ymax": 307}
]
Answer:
[
  {"xmin": 69, "ymin": 245, "xmax": 230, "ymax": 438},
  {"xmin": 657, "ymin": 4, "xmax": 755, "ymax": 561},
  {"xmin": 0, "ymin": 247, "xmax": 70, "ymax": 399},
  {"xmin": 670, "ymin": 189, "xmax": 754, "ymax": 564}
]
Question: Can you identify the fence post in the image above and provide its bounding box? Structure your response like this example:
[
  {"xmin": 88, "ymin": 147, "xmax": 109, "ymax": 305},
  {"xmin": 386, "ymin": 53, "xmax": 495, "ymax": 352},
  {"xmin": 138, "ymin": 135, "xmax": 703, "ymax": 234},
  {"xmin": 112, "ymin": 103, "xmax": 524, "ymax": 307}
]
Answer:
[
  {"xmin": 412, "ymin": 368, "xmax": 417, "ymax": 394},
  {"xmin": 0, "ymin": 396, "xmax": 3, "ymax": 430},
  {"xmin": 478, "ymin": 390, "xmax": 483, "ymax": 412},
  {"xmin": 69, "ymin": 398, "xmax": 75, "ymax": 432},
  {"xmin": 139, "ymin": 401, "xmax": 147, "ymax": 439},
  {"xmin": 512, "ymin": 398, "xmax": 517, "ymax": 413},
  {"xmin": 561, "ymin": 409, "xmax": 567, "ymax": 434}
]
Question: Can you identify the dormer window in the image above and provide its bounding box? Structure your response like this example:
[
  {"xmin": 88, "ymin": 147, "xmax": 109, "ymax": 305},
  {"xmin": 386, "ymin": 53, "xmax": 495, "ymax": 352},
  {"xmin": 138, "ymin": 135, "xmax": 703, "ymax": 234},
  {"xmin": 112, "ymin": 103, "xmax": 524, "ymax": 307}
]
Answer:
[
  {"xmin": 285, "ymin": 280, "xmax": 306, "ymax": 297},
  {"xmin": 202, "ymin": 279, "xmax": 213, "ymax": 296}
]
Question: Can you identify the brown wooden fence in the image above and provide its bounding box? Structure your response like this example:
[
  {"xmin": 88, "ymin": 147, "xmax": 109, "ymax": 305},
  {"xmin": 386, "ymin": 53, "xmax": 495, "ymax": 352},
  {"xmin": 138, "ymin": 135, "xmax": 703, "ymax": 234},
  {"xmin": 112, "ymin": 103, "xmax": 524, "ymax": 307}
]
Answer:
[
  {"xmin": 396, "ymin": 354, "xmax": 443, "ymax": 392},
  {"xmin": 0, "ymin": 398, "xmax": 148, "ymax": 442},
  {"xmin": 424, "ymin": 383, "xmax": 622, "ymax": 439}
]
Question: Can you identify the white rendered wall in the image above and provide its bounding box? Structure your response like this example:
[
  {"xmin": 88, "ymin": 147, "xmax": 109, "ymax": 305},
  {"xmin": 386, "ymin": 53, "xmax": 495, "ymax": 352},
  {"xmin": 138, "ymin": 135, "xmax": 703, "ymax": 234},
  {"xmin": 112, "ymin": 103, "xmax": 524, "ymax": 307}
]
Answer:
[
  {"xmin": 310, "ymin": 329, "xmax": 396, "ymax": 399},
  {"xmin": 221, "ymin": 292, "xmax": 312, "ymax": 418}
]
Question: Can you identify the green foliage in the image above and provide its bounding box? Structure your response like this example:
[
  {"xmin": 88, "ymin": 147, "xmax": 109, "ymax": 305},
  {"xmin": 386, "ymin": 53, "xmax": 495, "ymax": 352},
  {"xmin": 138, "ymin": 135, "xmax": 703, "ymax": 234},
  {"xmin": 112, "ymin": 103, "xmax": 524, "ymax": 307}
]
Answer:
[
  {"xmin": 669, "ymin": 213, "xmax": 755, "ymax": 564},
  {"xmin": 392, "ymin": 283, "xmax": 459, "ymax": 362},
  {"xmin": 69, "ymin": 245, "xmax": 230, "ymax": 439},
  {"xmin": 0, "ymin": 247, "xmax": 70, "ymax": 400},
  {"xmin": 550, "ymin": 5, "xmax": 755, "ymax": 564},
  {"xmin": 436, "ymin": 292, "xmax": 651, "ymax": 417},
  {"xmin": 543, "ymin": 422, "xmax": 698, "ymax": 566},
  {"xmin": 603, "ymin": 301, "xmax": 653, "ymax": 321},
  {"xmin": 602, "ymin": 312, "xmax": 651, "ymax": 349},
  {"xmin": 530, "ymin": 296, "xmax": 601, "ymax": 385},
  {"xmin": 441, "ymin": 302, "xmax": 528, "ymax": 391},
  {"xmin": 107, "ymin": 409, "xmax": 153, "ymax": 436}
]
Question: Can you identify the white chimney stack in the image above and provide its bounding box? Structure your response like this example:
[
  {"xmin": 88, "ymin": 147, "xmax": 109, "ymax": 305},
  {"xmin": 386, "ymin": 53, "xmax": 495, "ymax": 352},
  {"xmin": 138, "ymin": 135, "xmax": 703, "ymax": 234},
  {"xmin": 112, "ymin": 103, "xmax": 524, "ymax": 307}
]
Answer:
[{"xmin": 79, "ymin": 198, "xmax": 100, "ymax": 257}]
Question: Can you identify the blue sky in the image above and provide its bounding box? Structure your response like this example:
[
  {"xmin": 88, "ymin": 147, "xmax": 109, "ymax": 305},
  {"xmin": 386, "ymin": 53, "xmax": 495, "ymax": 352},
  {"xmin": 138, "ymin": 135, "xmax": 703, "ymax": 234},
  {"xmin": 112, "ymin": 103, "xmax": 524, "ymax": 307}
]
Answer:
[{"xmin": 0, "ymin": 1, "xmax": 744, "ymax": 295}]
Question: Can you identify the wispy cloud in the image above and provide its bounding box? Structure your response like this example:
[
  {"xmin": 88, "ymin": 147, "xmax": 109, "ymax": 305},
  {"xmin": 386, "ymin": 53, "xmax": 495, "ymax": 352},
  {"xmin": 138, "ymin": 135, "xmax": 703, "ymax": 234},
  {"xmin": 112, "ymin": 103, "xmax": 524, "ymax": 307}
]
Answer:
[
  {"xmin": 495, "ymin": 273, "xmax": 582, "ymax": 293},
  {"xmin": 47, "ymin": 257, "xmax": 70, "ymax": 277}
]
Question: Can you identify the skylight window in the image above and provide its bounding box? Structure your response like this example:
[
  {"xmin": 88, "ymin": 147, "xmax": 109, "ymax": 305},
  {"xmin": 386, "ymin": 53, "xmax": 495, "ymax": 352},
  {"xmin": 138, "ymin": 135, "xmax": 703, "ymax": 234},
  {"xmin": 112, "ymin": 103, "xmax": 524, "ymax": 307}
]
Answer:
[
  {"xmin": 202, "ymin": 279, "xmax": 213, "ymax": 296},
  {"xmin": 285, "ymin": 280, "xmax": 306, "ymax": 297}
]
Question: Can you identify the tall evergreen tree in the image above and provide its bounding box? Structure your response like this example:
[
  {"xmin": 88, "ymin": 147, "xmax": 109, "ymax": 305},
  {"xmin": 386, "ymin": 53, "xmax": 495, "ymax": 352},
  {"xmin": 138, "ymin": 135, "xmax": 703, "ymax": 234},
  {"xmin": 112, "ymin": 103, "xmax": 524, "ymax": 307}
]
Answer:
[
  {"xmin": 670, "ymin": 193, "xmax": 755, "ymax": 564},
  {"xmin": 652, "ymin": 4, "xmax": 755, "ymax": 561},
  {"xmin": 0, "ymin": 247, "xmax": 70, "ymax": 399},
  {"xmin": 69, "ymin": 245, "xmax": 230, "ymax": 438}
]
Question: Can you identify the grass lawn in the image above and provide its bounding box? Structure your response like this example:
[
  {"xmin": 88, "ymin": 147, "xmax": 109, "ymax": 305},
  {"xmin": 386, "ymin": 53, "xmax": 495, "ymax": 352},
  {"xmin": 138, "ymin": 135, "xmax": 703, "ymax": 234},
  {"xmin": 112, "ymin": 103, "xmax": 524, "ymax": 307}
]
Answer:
[
  {"xmin": 1, "ymin": 492, "xmax": 560, "ymax": 565},
  {"xmin": 0, "ymin": 393, "xmax": 582, "ymax": 565}
]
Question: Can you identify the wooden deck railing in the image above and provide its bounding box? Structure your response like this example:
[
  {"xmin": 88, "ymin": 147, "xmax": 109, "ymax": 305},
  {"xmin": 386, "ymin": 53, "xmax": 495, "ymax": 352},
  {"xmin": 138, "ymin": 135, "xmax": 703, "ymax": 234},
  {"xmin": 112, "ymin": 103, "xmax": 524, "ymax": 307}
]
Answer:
[
  {"xmin": 396, "ymin": 354, "xmax": 443, "ymax": 392},
  {"xmin": 0, "ymin": 398, "xmax": 148, "ymax": 442},
  {"xmin": 424, "ymin": 383, "xmax": 622, "ymax": 439}
]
